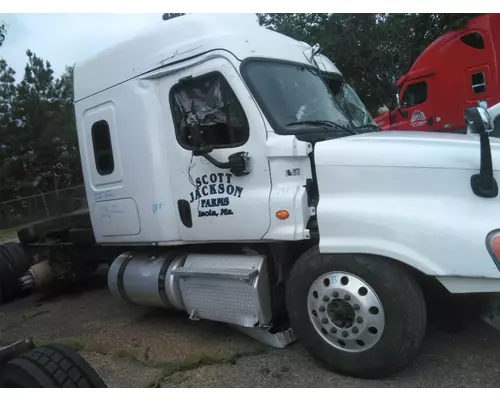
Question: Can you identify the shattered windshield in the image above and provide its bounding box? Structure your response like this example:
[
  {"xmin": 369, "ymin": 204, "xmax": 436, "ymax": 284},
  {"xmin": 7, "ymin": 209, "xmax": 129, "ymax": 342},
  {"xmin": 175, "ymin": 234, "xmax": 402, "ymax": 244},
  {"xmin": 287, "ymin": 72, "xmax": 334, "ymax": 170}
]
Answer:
[
  {"xmin": 242, "ymin": 60, "xmax": 374, "ymax": 134},
  {"xmin": 333, "ymin": 81, "xmax": 376, "ymax": 128}
]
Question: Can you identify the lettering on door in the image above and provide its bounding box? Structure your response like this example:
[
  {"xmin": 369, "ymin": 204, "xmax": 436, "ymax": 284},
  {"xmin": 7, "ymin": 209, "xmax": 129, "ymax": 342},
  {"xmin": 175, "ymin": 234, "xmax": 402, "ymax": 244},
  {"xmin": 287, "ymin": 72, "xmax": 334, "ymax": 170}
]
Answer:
[
  {"xmin": 188, "ymin": 173, "xmax": 244, "ymax": 218},
  {"xmin": 410, "ymin": 110, "xmax": 426, "ymax": 128}
]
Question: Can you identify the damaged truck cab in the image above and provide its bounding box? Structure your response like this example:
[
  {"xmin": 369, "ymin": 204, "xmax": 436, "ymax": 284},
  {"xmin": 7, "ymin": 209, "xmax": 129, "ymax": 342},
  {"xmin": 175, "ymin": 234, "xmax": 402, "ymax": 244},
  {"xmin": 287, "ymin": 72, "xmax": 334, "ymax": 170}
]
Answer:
[{"xmin": 5, "ymin": 14, "xmax": 500, "ymax": 379}]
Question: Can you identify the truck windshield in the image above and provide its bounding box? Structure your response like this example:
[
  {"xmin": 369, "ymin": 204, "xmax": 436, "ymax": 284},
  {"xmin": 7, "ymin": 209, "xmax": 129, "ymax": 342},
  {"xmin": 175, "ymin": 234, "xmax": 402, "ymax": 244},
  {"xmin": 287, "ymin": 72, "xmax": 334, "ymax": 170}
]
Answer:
[
  {"xmin": 331, "ymin": 80, "xmax": 376, "ymax": 128},
  {"xmin": 242, "ymin": 60, "xmax": 374, "ymax": 134}
]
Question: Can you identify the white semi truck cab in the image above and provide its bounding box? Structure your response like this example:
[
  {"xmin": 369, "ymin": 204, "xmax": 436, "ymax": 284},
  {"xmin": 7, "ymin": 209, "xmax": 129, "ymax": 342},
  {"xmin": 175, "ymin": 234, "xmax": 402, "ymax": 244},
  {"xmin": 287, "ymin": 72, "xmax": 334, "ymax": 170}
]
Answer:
[{"xmin": 3, "ymin": 14, "xmax": 500, "ymax": 379}]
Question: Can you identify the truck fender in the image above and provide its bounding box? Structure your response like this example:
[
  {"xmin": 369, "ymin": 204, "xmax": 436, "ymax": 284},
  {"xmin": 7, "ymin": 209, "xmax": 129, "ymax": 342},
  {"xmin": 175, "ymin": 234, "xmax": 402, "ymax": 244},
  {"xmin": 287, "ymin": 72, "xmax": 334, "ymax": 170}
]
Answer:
[{"xmin": 316, "ymin": 196, "xmax": 500, "ymax": 280}]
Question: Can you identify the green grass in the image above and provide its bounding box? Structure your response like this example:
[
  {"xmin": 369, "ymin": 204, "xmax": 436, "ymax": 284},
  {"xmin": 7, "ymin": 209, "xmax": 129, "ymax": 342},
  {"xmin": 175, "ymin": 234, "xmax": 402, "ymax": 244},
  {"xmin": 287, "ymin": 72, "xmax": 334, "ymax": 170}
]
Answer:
[
  {"xmin": 85, "ymin": 341, "xmax": 108, "ymax": 355},
  {"xmin": 113, "ymin": 348, "xmax": 140, "ymax": 363},
  {"xmin": 61, "ymin": 338, "xmax": 86, "ymax": 352},
  {"xmin": 154, "ymin": 354, "xmax": 220, "ymax": 377},
  {"xmin": 146, "ymin": 348, "xmax": 267, "ymax": 388},
  {"xmin": 0, "ymin": 227, "xmax": 19, "ymax": 240}
]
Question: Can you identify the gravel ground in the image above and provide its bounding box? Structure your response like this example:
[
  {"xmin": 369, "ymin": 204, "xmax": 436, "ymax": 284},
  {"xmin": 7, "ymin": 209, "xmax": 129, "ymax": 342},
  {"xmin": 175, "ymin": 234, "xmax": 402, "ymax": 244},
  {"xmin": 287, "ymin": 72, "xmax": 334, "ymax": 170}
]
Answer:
[{"xmin": 1, "ymin": 268, "xmax": 499, "ymax": 388}]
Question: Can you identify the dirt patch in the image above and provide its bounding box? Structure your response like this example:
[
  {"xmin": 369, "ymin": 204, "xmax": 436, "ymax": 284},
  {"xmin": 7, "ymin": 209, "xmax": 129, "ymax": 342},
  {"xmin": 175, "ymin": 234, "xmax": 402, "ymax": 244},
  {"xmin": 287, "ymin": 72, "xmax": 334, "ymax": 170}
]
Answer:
[
  {"xmin": 82, "ymin": 351, "xmax": 159, "ymax": 388},
  {"xmin": 1, "ymin": 268, "xmax": 500, "ymax": 388},
  {"xmin": 0, "ymin": 269, "xmax": 267, "ymax": 387}
]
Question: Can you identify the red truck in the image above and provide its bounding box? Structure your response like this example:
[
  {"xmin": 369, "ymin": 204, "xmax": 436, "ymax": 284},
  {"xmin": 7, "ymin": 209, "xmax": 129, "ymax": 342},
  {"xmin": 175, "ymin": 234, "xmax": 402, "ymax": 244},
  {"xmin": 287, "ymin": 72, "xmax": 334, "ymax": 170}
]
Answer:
[{"xmin": 375, "ymin": 13, "xmax": 500, "ymax": 133}]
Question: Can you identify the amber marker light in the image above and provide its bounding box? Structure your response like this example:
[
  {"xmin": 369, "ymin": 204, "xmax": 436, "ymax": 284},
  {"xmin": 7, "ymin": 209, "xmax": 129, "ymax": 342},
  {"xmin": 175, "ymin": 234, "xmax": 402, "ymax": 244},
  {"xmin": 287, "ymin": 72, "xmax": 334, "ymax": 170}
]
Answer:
[{"xmin": 276, "ymin": 210, "xmax": 289, "ymax": 220}]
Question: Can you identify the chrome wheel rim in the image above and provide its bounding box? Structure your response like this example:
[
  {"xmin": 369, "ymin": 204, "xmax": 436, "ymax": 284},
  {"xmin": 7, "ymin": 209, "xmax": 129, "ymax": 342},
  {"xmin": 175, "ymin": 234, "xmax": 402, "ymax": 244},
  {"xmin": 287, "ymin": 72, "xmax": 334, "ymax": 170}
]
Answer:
[{"xmin": 307, "ymin": 271, "xmax": 385, "ymax": 352}]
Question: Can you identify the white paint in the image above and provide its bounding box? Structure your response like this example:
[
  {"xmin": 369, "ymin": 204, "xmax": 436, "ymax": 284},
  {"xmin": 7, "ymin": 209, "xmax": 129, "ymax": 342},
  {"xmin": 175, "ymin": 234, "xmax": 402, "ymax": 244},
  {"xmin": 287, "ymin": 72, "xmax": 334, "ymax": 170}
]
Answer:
[
  {"xmin": 81, "ymin": 101, "xmax": 123, "ymax": 187},
  {"xmin": 93, "ymin": 198, "xmax": 141, "ymax": 236},
  {"xmin": 436, "ymin": 276, "xmax": 500, "ymax": 293},
  {"xmin": 315, "ymin": 133, "xmax": 500, "ymax": 282},
  {"xmin": 264, "ymin": 134, "xmax": 314, "ymax": 241},
  {"xmin": 314, "ymin": 130, "xmax": 500, "ymax": 170},
  {"xmin": 74, "ymin": 14, "xmax": 332, "ymax": 244},
  {"xmin": 157, "ymin": 55, "xmax": 273, "ymax": 242},
  {"xmin": 488, "ymin": 102, "xmax": 500, "ymax": 120},
  {"xmin": 74, "ymin": 13, "xmax": 500, "ymax": 294},
  {"xmin": 73, "ymin": 13, "xmax": 341, "ymax": 102}
]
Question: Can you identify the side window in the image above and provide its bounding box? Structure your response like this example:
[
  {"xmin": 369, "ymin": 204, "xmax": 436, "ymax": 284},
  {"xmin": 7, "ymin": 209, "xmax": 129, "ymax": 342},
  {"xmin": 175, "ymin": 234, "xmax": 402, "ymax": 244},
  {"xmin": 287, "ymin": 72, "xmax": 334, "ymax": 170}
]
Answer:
[
  {"xmin": 401, "ymin": 81, "xmax": 427, "ymax": 107},
  {"xmin": 460, "ymin": 32, "xmax": 485, "ymax": 50},
  {"xmin": 91, "ymin": 120, "xmax": 115, "ymax": 176},
  {"xmin": 472, "ymin": 72, "xmax": 486, "ymax": 94},
  {"xmin": 170, "ymin": 72, "xmax": 249, "ymax": 149}
]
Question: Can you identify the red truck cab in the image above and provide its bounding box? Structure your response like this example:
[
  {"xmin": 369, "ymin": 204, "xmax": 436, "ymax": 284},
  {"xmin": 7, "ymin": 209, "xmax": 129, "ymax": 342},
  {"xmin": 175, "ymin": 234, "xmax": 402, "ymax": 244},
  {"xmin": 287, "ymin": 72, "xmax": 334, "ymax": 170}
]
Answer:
[{"xmin": 375, "ymin": 13, "xmax": 500, "ymax": 133}]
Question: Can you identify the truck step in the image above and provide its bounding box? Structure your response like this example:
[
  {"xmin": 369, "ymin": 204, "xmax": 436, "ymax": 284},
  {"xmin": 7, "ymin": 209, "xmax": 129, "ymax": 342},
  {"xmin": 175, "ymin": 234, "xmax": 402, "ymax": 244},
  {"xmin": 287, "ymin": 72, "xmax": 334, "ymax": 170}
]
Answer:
[{"xmin": 232, "ymin": 324, "xmax": 297, "ymax": 349}]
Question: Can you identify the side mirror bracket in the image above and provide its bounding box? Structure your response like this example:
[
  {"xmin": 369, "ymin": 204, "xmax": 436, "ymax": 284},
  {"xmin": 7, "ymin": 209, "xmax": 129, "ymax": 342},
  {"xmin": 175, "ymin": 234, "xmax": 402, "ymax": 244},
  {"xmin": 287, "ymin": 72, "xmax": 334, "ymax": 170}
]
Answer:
[
  {"xmin": 465, "ymin": 106, "xmax": 498, "ymax": 198},
  {"xmin": 188, "ymin": 123, "xmax": 250, "ymax": 177},
  {"xmin": 398, "ymin": 108, "xmax": 408, "ymax": 118}
]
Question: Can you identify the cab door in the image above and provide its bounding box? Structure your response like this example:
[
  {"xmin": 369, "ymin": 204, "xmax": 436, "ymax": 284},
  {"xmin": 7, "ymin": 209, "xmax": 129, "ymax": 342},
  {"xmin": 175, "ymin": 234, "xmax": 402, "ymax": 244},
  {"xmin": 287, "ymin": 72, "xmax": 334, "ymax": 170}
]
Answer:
[
  {"xmin": 393, "ymin": 78, "xmax": 434, "ymax": 131},
  {"xmin": 160, "ymin": 56, "xmax": 272, "ymax": 242}
]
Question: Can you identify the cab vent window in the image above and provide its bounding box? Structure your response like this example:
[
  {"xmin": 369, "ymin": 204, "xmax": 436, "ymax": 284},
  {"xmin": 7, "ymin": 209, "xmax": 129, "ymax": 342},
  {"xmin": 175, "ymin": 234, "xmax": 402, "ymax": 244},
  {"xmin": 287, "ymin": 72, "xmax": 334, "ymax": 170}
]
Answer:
[
  {"xmin": 401, "ymin": 81, "xmax": 427, "ymax": 107},
  {"xmin": 460, "ymin": 32, "xmax": 485, "ymax": 50},
  {"xmin": 170, "ymin": 72, "xmax": 249, "ymax": 149},
  {"xmin": 472, "ymin": 72, "xmax": 486, "ymax": 94},
  {"xmin": 91, "ymin": 120, "xmax": 115, "ymax": 176}
]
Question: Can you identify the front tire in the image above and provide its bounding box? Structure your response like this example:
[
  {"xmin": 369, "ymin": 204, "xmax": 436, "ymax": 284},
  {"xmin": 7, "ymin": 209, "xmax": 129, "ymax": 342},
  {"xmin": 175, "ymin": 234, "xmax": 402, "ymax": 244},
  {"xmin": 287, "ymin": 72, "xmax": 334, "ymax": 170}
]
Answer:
[{"xmin": 286, "ymin": 247, "xmax": 427, "ymax": 379}]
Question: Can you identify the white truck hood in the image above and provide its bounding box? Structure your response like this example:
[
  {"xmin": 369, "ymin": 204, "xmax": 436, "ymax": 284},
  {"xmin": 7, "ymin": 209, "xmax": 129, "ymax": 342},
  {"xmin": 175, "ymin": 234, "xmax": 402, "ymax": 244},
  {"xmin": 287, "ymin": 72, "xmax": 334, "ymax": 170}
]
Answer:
[{"xmin": 314, "ymin": 130, "xmax": 500, "ymax": 170}]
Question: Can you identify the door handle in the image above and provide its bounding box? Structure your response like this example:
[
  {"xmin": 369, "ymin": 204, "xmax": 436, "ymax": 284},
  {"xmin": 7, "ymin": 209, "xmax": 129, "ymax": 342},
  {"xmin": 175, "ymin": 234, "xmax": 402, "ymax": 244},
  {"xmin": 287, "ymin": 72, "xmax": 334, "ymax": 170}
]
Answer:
[
  {"xmin": 427, "ymin": 117, "xmax": 434, "ymax": 126},
  {"xmin": 177, "ymin": 199, "xmax": 192, "ymax": 228}
]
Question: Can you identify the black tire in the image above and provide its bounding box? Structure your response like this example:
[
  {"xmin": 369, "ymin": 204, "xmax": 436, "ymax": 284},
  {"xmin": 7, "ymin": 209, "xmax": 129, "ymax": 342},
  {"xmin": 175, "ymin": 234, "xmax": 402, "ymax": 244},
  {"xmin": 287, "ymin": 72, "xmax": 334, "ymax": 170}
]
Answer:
[
  {"xmin": 0, "ymin": 344, "xmax": 107, "ymax": 388},
  {"xmin": 0, "ymin": 252, "xmax": 19, "ymax": 304},
  {"xmin": 17, "ymin": 226, "xmax": 39, "ymax": 245},
  {"xmin": 0, "ymin": 242, "xmax": 31, "ymax": 277},
  {"xmin": 286, "ymin": 246, "xmax": 427, "ymax": 379}
]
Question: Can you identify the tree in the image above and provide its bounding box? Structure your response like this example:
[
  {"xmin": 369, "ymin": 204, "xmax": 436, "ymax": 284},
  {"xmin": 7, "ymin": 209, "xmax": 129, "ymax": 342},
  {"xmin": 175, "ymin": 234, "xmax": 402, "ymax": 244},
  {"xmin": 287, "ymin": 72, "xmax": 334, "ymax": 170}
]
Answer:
[
  {"xmin": 0, "ymin": 23, "xmax": 19, "ymax": 202},
  {"xmin": 0, "ymin": 22, "xmax": 6, "ymax": 47},
  {"xmin": 0, "ymin": 25, "xmax": 82, "ymax": 205},
  {"xmin": 0, "ymin": 49, "xmax": 81, "ymax": 202}
]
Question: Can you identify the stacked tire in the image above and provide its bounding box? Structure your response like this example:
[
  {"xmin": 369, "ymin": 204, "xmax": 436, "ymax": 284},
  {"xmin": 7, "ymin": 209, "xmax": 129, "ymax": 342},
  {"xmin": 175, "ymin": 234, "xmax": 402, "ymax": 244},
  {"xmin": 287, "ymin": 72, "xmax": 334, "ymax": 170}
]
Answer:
[
  {"xmin": 0, "ymin": 343, "xmax": 107, "ymax": 388},
  {"xmin": 0, "ymin": 242, "xmax": 31, "ymax": 304}
]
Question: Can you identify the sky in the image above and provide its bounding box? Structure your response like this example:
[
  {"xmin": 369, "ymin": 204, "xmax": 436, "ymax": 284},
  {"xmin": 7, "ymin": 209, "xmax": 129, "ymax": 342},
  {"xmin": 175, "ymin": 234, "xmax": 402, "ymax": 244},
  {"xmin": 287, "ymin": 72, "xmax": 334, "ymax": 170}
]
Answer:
[{"xmin": 0, "ymin": 13, "xmax": 259, "ymax": 80}]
